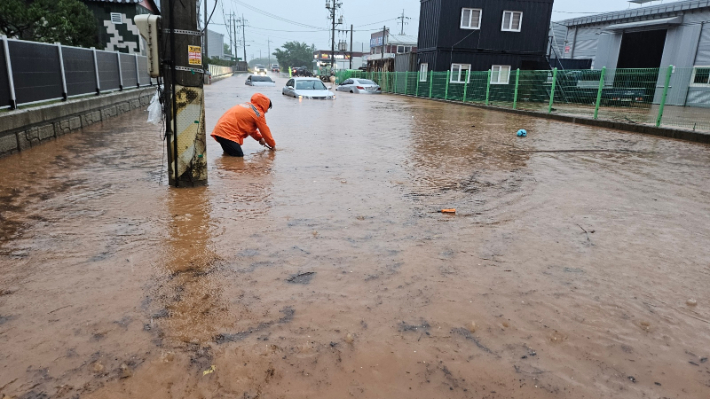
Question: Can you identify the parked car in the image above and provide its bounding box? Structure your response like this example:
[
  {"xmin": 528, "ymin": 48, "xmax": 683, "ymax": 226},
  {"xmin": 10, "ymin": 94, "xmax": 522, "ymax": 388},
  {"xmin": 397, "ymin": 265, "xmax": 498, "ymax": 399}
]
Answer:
[
  {"xmin": 271, "ymin": 64, "xmax": 280, "ymax": 72},
  {"xmin": 292, "ymin": 66, "xmax": 312, "ymax": 77},
  {"xmin": 337, "ymin": 78, "xmax": 381, "ymax": 94},
  {"xmin": 254, "ymin": 65, "xmax": 268, "ymax": 75},
  {"xmin": 245, "ymin": 75, "xmax": 276, "ymax": 87},
  {"xmin": 282, "ymin": 78, "xmax": 334, "ymax": 99}
]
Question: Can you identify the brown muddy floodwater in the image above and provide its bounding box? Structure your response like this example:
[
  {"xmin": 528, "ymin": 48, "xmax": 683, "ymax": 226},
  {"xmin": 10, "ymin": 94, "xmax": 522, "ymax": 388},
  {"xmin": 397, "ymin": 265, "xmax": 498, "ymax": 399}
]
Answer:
[{"xmin": 1, "ymin": 75, "xmax": 710, "ymax": 399}]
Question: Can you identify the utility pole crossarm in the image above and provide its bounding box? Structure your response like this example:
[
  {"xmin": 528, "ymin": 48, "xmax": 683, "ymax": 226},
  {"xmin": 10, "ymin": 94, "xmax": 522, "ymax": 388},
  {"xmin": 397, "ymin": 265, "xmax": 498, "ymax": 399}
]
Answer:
[{"xmin": 325, "ymin": 0, "xmax": 343, "ymax": 75}]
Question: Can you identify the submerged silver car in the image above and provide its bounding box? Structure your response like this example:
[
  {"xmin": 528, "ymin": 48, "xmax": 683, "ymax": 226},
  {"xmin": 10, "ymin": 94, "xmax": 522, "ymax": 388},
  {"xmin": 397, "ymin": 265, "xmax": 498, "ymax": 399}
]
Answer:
[
  {"xmin": 245, "ymin": 75, "xmax": 276, "ymax": 87},
  {"xmin": 337, "ymin": 78, "xmax": 381, "ymax": 94},
  {"xmin": 282, "ymin": 78, "xmax": 334, "ymax": 100}
]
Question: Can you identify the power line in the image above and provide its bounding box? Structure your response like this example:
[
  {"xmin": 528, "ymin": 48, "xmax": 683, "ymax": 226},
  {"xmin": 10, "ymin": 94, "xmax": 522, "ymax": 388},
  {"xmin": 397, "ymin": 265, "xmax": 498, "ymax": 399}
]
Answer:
[{"xmin": 229, "ymin": 0, "xmax": 327, "ymax": 30}]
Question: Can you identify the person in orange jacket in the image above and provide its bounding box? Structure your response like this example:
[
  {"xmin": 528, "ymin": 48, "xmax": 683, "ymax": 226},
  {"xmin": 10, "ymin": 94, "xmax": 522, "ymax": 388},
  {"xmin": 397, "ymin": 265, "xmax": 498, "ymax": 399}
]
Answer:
[{"xmin": 211, "ymin": 93, "xmax": 276, "ymax": 157}]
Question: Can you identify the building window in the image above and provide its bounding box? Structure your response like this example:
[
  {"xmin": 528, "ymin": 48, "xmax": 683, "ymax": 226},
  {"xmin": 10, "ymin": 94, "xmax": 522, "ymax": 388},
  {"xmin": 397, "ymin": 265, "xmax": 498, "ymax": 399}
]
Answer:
[
  {"xmin": 690, "ymin": 66, "xmax": 710, "ymax": 87},
  {"xmin": 397, "ymin": 45, "xmax": 413, "ymax": 54},
  {"xmin": 460, "ymin": 8, "xmax": 482, "ymax": 30},
  {"xmin": 110, "ymin": 13, "xmax": 123, "ymax": 24},
  {"xmin": 501, "ymin": 11, "xmax": 523, "ymax": 32},
  {"xmin": 491, "ymin": 65, "xmax": 511, "ymax": 84},
  {"xmin": 420, "ymin": 63, "xmax": 428, "ymax": 81},
  {"xmin": 450, "ymin": 63, "xmax": 471, "ymax": 83}
]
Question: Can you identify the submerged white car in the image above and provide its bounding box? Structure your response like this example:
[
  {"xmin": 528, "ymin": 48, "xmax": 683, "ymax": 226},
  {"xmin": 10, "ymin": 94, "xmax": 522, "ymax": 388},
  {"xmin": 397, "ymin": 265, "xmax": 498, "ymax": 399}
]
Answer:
[
  {"xmin": 282, "ymin": 78, "xmax": 334, "ymax": 100},
  {"xmin": 245, "ymin": 75, "xmax": 275, "ymax": 87},
  {"xmin": 337, "ymin": 78, "xmax": 381, "ymax": 94}
]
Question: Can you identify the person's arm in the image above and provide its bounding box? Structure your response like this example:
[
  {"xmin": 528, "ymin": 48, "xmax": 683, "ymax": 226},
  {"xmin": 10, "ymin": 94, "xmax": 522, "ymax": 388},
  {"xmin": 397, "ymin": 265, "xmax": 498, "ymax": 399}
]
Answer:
[
  {"xmin": 255, "ymin": 116, "xmax": 276, "ymax": 149},
  {"xmin": 247, "ymin": 129, "xmax": 263, "ymax": 142}
]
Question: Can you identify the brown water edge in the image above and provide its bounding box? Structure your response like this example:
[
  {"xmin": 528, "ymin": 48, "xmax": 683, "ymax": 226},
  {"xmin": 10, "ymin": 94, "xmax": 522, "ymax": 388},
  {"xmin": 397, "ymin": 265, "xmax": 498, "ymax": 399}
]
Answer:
[{"xmin": 1, "ymin": 75, "xmax": 710, "ymax": 398}]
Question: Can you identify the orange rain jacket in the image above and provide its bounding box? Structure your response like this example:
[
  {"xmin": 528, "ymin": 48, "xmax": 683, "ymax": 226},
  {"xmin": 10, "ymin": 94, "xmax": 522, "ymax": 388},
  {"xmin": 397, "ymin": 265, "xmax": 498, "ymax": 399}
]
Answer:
[{"xmin": 211, "ymin": 93, "xmax": 276, "ymax": 148}]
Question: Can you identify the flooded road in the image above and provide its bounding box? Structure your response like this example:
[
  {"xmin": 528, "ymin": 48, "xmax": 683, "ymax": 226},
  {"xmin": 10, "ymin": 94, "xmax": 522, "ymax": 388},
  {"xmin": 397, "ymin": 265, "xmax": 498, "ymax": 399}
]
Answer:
[{"xmin": 1, "ymin": 75, "xmax": 710, "ymax": 398}]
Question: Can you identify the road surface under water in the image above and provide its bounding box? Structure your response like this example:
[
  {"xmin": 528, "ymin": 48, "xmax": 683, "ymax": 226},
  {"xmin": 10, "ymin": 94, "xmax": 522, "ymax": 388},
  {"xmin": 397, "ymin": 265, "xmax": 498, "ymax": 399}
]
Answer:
[{"xmin": 1, "ymin": 75, "xmax": 710, "ymax": 399}]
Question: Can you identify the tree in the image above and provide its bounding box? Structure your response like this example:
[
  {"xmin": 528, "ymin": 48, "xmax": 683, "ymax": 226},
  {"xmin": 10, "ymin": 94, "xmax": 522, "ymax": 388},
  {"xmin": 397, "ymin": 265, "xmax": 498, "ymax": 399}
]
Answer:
[
  {"xmin": 273, "ymin": 42, "xmax": 313, "ymax": 70},
  {"xmin": 0, "ymin": 0, "xmax": 98, "ymax": 48},
  {"xmin": 223, "ymin": 43, "xmax": 232, "ymax": 57}
]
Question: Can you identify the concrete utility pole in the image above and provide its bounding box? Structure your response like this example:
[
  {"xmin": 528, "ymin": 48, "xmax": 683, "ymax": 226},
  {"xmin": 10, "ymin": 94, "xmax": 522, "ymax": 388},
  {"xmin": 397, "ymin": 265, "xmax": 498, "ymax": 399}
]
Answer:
[
  {"xmin": 240, "ymin": 15, "xmax": 248, "ymax": 63},
  {"xmin": 232, "ymin": 14, "xmax": 238, "ymax": 65},
  {"xmin": 382, "ymin": 26, "xmax": 387, "ymax": 63},
  {"xmin": 267, "ymin": 38, "xmax": 271, "ymax": 67},
  {"xmin": 325, "ymin": 0, "xmax": 343, "ymax": 75},
  {"xmin": 160, "ymin": 0, "xmax": 208, "ymax": 187},
  {"xmin": 204, "ymin": 0, "xmax": 208, "ymax": 60},
  {"xmin": 397, "ymin": 9, "xmax": 410, "ymax": 35}
]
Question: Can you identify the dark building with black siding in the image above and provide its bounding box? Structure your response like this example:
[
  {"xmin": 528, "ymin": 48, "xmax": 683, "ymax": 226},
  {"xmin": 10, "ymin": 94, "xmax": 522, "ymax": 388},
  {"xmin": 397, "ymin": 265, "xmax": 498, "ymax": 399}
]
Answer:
[{"xmin": 417, "ymin": 0, "xmax": 554, "ymax": 79}]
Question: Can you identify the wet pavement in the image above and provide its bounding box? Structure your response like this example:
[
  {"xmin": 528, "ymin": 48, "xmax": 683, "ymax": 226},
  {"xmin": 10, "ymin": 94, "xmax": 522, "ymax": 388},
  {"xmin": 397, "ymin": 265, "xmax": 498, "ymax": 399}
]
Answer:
[{"xmin": 1, "ymin": 74, "xmax": 710, "ymax": 399}]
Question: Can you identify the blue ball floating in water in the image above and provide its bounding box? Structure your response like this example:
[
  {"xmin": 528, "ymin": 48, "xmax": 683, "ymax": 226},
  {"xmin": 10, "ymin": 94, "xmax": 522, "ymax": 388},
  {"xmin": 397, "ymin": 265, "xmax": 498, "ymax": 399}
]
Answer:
[{"xmin": 517, "ymin": 129, "xmax": 527, "ymax": 137}]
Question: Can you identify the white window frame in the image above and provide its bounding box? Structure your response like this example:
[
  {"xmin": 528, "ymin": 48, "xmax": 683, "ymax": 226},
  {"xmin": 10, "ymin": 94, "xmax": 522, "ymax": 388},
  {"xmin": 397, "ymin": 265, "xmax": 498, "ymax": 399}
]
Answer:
[
  {"xmin": 419, "ymin": 63, "xmax": 428, "ymax": 82},
  {"xmin": 689, "ymin": 66, "xmax": 710, "ymax": 87},
  {"xmin": 450, "ymin": 63, "xmax": 471, "ymax": 84},
  {"xmin": 491, "ymin": 65, "xmax": 511, "ymax": 85},
  {"xmin": 110, "ymin": 13, "xmax": 123, "ymax": 24},
  {"xmin": 460, "ymin": 8, "xmax": 482, "ymax": 30},
  {"xmin": 501, "ymin": 11, "xmax": 523, "ymax": 32}
]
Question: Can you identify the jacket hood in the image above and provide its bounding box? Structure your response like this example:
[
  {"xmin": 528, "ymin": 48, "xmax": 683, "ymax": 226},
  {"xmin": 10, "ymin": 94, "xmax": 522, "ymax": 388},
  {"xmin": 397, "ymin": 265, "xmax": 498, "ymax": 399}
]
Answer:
[{"xmin": 251, "ymin": 93, "xmax": 271, "ymax": 114}]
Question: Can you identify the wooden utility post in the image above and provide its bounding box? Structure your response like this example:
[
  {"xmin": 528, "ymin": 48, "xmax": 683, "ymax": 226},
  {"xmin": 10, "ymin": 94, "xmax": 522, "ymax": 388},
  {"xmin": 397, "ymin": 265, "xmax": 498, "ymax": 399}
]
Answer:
[
  {"xmin": 161, "ymin": 0, "xmax": 208, "ymax": 187},
  {"xmin": 349, "ymin": 25, "xmax": 353, "ymax": 70}
]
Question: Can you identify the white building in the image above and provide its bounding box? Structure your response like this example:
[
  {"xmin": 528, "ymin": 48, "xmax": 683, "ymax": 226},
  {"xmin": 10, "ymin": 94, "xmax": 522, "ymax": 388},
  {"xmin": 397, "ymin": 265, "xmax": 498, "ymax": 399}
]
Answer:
[{"xmin": 206, "ymin": 29, "xmax": 224, "ymax": 60}]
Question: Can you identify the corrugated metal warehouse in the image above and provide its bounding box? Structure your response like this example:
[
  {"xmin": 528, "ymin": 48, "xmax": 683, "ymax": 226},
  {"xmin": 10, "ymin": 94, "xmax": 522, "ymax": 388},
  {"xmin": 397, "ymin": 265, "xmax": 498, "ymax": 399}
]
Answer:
[{"xmin": 556, "ymin": 0, "xmax": 710, "ymax": 107}]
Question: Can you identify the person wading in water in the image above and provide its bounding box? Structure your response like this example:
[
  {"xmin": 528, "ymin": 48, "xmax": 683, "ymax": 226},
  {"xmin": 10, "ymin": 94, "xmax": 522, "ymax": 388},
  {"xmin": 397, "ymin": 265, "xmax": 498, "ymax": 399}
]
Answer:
[{"xmin": 211, "ymin": 93, "xmax": 275, "ymax": 157}]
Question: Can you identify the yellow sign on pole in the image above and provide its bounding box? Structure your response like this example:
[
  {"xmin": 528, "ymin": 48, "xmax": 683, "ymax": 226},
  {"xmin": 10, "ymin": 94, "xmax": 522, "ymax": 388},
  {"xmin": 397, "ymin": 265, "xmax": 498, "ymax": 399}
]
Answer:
[{"xmin": 188, "ymin": 46, "xmax": 202, "ymax": 65}]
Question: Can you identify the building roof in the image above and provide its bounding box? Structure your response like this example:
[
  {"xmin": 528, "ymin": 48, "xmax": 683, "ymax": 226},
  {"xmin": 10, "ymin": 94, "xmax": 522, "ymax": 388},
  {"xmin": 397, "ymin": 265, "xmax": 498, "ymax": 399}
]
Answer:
[
  {"xmin": 559, "ymin": 0, "xmax": 710, "ymax": 27},
  {"xmin": 387, "ymin": 34, "xmax": 418, "ymax": 46}
]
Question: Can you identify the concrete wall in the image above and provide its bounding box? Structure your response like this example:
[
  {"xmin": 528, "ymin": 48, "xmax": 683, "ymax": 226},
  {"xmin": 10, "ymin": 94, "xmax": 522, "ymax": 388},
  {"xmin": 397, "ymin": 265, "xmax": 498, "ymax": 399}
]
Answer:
[{"xmin": 0, "ymin": 88, "xmax": 154, "ymax": 158}]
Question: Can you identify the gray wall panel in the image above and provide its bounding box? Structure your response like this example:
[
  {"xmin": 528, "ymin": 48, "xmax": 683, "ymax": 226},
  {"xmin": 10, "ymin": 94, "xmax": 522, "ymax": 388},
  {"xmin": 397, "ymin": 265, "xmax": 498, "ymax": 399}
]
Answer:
[
  {"xmin": 120, "ymin": 53, "xmax": 138, "ymax": 87},
  {"xmin": 695, "ymin": 22, "xmax": 710, "ymax": 64},
  {"xmin": 0, "ymin": 42, "xmax": 10, "ymax": 107},
  {"xmin": 62, "ymin": 47, "xmax": 97, "ymax": 96},
  {"xmin": 97, "ymin": 51, "xmax": 120, "ymax": 91},
  {"xmin": 687, "ymin": 87, "xmax": 710, "ymax": 106},
  {"xmin": 8, "ymin": 41, "xmax": 63, "ymax": 104}
]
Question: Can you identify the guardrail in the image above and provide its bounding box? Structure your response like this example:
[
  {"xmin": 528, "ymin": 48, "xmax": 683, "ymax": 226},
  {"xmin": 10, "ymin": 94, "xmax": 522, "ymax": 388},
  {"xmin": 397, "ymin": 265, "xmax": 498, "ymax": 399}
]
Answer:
[
  {"xmin": 1, "ymin": 36, "xmax": 152, "ymax": 110},
  {"xmin": 336, "ymin": 67, "xmax": 710, "ymax": 132},
  {"xmin": 208, "ymin": 65, "xmax": 234, "ymax": 78}
]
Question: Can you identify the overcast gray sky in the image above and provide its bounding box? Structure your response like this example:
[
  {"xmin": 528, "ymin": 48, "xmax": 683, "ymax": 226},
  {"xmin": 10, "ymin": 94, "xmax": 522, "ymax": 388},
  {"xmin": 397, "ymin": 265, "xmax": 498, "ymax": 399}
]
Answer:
[{"xmin": 203, "ymin": 0, "xmax": 661, "ymax": 61}]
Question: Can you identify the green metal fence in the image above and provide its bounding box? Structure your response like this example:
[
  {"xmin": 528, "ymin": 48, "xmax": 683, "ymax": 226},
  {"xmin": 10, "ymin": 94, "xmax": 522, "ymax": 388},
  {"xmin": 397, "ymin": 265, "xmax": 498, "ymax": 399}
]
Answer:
[{"xmin": 333, "ymin": 67, "xmax": 710, "ymax": 132}]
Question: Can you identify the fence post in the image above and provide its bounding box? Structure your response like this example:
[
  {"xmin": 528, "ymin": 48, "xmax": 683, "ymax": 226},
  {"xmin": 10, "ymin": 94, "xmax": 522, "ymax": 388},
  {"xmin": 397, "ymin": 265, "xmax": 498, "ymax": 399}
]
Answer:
[
  {"xmin": 593, "ymin": 67, "xmax": 606, "ymax": 120},
  {"xmin": 429, "ymin": 71, "xmax": 433, "ymax": 98},
  {"xmin": 116, "ymin": 52, "xmax": 124, "ymax": 91},
  {"xmin": 416, "ymin": 71, "xmax": 420, "ymax": 97},
  {"xmin": 485, "ymin": 69, "xmax": 491, "ymax": 106},
  {"xmin": 55, "ymin": 43, "xmax": 68, "ymax": 101},
  {"xmin": 2, "ymin": 36, "xmax": 17, "ymax": 109},
  {"xmin": 445, "ymin": 71, "xmax": 450, "ymax": 100},
  {"xmin": 394, "ymin": 72, "xmax": 398, "ymax": 94},
  {"xmin": 463, "ymin": 71, "xmax": 469, "ymax": 103},
  {"xmin": 513, "ymin": 68, "xmax": 520, "ymax": 110},
  {"xmin": 656, "ymin": 65, "xmax": 673, "ymax": 127},
  {"xmin": 404, "ymin": 72, "xmax": 408, "ymax": 95},
  {"xmin": 134, "ymin": 53, "xmax": 140, "ymax": 87},
  {"xmin": 548, "ymin": 68, "xmax": 558, "ymax": 113},
  {"xmin": 92, "ymin": 47, "xmax": 101, "ymax": 95}
]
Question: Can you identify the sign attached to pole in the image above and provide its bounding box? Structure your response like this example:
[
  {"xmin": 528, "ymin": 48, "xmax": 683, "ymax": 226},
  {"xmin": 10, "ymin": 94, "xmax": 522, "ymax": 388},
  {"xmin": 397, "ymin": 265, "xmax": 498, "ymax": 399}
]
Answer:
[{"xmin": 188, "ymin": 45, "xmax": 202, "ymax": 65}]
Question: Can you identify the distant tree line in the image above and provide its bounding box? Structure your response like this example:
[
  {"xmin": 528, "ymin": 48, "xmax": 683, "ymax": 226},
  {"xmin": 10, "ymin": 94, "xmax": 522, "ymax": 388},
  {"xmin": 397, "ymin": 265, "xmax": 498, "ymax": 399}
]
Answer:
[{"xmin": 273, "ymin": 42, "xmax": 314, "ymax": 70}]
